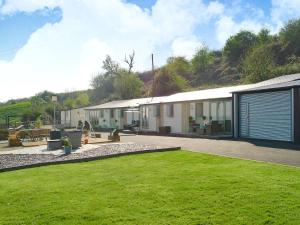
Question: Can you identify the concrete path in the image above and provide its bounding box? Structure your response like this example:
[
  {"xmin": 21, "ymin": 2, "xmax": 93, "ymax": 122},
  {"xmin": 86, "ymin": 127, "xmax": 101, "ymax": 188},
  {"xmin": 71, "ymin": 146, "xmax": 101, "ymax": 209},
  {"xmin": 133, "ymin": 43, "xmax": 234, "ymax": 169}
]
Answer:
[{"xmin": 117, "ymin": 134, "xmax": 300, "ymax": 167}]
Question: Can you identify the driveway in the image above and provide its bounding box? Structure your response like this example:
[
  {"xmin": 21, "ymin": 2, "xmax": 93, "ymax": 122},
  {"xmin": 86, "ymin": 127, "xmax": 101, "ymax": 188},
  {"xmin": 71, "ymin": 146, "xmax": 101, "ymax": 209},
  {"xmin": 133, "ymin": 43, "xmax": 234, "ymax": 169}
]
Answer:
[{"xmin": 117, "ymin": 134, "xmax": 300, "ymax": 167}]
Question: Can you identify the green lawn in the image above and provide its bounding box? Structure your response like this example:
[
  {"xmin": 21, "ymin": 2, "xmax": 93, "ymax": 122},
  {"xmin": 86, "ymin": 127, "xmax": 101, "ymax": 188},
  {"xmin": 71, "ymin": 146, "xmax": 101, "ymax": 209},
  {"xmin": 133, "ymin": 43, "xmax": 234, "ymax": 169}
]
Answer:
[{"xmin": 0, "ymin": 151, "xmax": 300, "ymax": 225}]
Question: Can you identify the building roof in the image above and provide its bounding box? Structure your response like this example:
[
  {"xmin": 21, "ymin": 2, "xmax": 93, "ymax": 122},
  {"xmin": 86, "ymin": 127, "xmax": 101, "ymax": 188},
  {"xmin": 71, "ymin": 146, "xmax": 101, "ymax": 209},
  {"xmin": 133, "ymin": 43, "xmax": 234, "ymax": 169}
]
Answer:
[
  {"xmin": 84, "ymin": 97, "xmax": 166, "ymax": 110},
  {"xmin": 233, "ymin": 73, "xmax": 300, "ymax": 93},
  {"xmin": 234, "ymin": 79, "xmax": 300, "ymax": 93},
  {"xmin": 142, "ymin": 84, "xmax": 254, "ymax": 105}
]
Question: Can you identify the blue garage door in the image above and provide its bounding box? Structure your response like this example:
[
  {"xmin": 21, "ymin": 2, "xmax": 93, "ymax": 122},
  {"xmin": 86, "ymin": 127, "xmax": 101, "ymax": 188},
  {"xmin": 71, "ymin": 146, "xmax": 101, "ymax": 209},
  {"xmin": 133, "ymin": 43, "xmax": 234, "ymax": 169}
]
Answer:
[{"xmin": 239, "ymin": 90, "xmax": 292, "ymax": 141}]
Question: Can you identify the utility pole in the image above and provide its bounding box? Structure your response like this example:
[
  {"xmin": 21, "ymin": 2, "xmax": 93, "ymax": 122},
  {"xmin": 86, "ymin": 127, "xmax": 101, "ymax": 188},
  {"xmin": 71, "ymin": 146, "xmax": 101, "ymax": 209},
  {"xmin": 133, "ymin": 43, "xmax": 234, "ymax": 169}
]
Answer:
[
  {"xmin": 151, "ymin": 53, "xmax": 155, "ymax": 97},
  {"xmin": 52, "ymin": 96, "xmax": 58, "ymax": 130}
]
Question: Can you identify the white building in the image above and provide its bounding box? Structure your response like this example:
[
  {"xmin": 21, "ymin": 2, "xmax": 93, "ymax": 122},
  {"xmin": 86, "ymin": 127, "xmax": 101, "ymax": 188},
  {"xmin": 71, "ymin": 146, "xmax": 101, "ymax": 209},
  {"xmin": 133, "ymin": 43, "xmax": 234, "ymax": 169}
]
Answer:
[
  {"xmin": 84, "ymin": 97, "xmax": 164, "ymax": 129},
  {"xmin": 60, "ymin": 108, "xmax": 86, "ymax": 128},
  {"xmin": 140, "ymin": 85, "xmax": 253, "ymax": 136}
]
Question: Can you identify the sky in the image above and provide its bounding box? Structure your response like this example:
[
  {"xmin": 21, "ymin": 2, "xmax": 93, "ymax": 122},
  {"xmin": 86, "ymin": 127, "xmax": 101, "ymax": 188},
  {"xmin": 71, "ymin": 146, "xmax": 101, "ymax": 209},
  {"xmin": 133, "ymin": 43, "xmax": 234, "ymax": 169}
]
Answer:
[{"xmin": 0, "ymin": 0, "xmax": 300, "ymax": 102}]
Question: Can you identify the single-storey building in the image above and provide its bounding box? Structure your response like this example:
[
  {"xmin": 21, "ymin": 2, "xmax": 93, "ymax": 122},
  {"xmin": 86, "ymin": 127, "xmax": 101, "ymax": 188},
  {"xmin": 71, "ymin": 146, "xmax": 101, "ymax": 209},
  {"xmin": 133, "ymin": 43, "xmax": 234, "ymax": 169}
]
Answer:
[
  {"xmin": 84, "ymin": 97, "xmax": 164, "ymax": 129},
  {"xmin": 140, "ymin": 85, "xmax": 253, "ymax": 136},
  {"xmin": 233, "ymin": 73, "xmax": 300, "ymax": 143},
  {"xmin": 60, "ymin": 107, "xmax": 85, "ymax": 128}
]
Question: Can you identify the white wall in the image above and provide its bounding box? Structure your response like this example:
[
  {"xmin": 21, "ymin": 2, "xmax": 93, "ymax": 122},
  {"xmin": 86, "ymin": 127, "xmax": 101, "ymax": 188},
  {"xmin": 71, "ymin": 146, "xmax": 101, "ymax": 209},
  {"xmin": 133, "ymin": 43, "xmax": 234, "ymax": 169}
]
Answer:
[
  {"xmin": 60, "ymin": 108, "xmax": 85, "ymax": 127},
  {"xmin": 97, "ymin": 109, "xmax": 110, "ymax": 128},
  {"xmin": 162, "ymin": 103, "xmax": 182, "ymax": 134}
]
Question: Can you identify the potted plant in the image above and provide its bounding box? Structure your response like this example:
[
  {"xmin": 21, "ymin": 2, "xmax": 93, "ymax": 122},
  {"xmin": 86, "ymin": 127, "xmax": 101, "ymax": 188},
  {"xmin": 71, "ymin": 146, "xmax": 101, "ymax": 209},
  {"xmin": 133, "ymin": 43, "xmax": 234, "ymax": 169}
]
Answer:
[{"xmin": 62, "ymin": 136, "xmax": 72, "ymax": 154}]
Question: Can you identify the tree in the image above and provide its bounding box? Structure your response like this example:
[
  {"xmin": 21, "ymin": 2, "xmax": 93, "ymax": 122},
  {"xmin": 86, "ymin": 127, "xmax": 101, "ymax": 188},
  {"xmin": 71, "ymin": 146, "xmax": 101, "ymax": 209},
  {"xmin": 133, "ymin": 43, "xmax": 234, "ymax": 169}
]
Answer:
[
  {"xmin": 91, "ymin": 54, "xmax": 122, "ymax": 101},
  {"xmin": 257, "ymin": 28, "xmax": 272, "ymax": 45},
  {"xmin": 64, "ymin": 97, "xmax": 76, "ymax": 109},
  {"xmin": 166, "ymin": 56, "xmax": 191, "ymax": 80},
  {"xmin": 102, "ymin": 55, "xmax": 119, "ymax": 77},
  {"xmin": 124, "ymin": 50, "xmax": 135, "ymax": 73},
  {"xmin": 75, "ymin": 93, "xmax": 90, "ymax": 107},
  {"xmin": 151, "ymin": 67, "xmax": 189, "ymax": 96},
  {"xmin": 223, "ymin": 30, "xmax": 257, "ymax": 63},
  {"xmin": 191, "ymin": 47, "xmax": 215, "ymax": 73},
  {"xmin": 241, "ymin": 44, "xmax": 275, "ymax": 83},
  {"xmin": 279, "ymin": 18, "xmax": 300, "ymax": 56},
  {"xmin": 113, "ymin": 70, "xmax": 143, "ymax": 99}
]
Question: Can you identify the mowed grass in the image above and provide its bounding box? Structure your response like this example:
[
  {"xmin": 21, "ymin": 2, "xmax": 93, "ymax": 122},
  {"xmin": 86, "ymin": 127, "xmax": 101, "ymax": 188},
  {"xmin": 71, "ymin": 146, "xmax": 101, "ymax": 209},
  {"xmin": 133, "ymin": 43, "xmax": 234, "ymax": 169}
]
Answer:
[{"xmin": 0, "ymin": 151, "xmax": 300, "ymax": 225}]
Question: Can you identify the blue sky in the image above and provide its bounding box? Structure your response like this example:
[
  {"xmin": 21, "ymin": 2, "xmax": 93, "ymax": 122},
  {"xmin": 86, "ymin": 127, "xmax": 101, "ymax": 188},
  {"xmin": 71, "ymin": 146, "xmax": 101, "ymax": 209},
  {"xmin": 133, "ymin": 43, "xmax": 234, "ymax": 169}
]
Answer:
[
  {"xmin": 0, "ymin": 0, "xmax": 299, "ymax": 101},
  {"xmin": 0, "ymin": 7, "xmax": 62, "ymax": 60}
]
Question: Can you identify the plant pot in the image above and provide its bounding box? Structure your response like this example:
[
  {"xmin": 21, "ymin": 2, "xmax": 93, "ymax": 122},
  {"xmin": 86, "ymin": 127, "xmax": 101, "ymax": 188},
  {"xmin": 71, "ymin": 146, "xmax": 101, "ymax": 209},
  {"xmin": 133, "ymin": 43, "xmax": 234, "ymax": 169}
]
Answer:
[
  {"xmin": 64, "ymin": 145, "xmax": 72, "ymax": 154},
  {"xmin": 62, "ymin": 130, "xmax": 82, "ymax": 149}
]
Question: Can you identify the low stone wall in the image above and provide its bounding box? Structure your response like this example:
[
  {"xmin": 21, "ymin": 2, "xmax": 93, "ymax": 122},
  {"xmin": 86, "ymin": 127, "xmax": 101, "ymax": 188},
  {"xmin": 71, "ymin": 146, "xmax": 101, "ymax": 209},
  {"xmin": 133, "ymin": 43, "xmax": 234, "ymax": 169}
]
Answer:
[{"xmin": 0, "ymin": 143, "xmax": 180, "ymax": 172}]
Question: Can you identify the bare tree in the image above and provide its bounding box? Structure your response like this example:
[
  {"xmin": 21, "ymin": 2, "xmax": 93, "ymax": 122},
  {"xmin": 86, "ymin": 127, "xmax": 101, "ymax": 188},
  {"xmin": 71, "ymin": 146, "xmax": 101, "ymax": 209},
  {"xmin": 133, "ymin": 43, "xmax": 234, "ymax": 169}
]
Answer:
[{"xmin": 124, "ymin": 50, "xmax": 135, "ymax": 73}]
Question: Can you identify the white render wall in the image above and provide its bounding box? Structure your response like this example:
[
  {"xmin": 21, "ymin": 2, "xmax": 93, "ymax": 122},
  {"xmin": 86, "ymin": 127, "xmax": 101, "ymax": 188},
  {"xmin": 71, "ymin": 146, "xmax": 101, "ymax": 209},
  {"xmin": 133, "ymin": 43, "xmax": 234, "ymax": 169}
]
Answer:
[
  {"xmin": 60, "ymin": 108, "xmax": 85, "ymax": 127},
  {"xmin": 98, "ymin": 109, "xmax": 110, "ymax": 128},
  {"xmin": 162, "ymin": 103, "xmax": 182, "ymax": 134}
]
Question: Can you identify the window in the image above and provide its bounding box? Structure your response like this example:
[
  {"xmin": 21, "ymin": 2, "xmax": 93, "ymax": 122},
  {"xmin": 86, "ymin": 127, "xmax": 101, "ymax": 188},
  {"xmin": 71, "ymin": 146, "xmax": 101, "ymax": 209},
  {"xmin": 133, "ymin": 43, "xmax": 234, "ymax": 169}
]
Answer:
[
  {"xmin": 217, "ymin": 102, "xmax": 225, "ymax": 121},
  {"xmin": 196, "ymin": 102, "xmax": 203, "ymax": 118},
  {"xmin": 210, "ymin": 102, "xmax": 217, "ymax": 121},
  {"xmin": 142, "ymin": 107, "xmax": 149, "ymax": 129},
  {"xmin": 167, "ymin": 104, "xmax": 174, "ymax": 117},
  {"xmin": 110, "ymin": 109, "xmax": 114, "ymax": 118},
  {"xmin": 100, "ymin": 109, "xmax": 104, "ymax": 118},
  {"xmin": 225, "ymin": 101, "xmax": 232, "ymax": 120},
  {"xmin": 153, "ymin": 105, "xmax": 160, "ymax": 117},
  {"xmin": 120, "ymin": 109, "xmax": 124, "ymax": 118}
]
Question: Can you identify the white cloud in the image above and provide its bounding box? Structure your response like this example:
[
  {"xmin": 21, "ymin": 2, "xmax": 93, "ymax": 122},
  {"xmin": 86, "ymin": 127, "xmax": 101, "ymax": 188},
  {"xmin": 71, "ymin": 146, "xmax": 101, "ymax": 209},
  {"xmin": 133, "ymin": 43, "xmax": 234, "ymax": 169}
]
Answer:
[
  {"xmin": 271, "ymin": 0, "xmax": 300, "ymax": 31},
  {"xmin": 0, "ymin": 0, "xmax": 226, "ymax": 102},
  {"xmin": 206, "ymin": 1, "xmax": 224, "ymax": 16},
  {"xmin": 215, "ymin": 15, "xmax": 273, "ymax": 48},
  {"xmin": 171, "ymin": 36, "xmax": 202, "ymax": 59},
  {"xmin": 214, "ymin": 0, "xmax": 300, "ymax": 49}
]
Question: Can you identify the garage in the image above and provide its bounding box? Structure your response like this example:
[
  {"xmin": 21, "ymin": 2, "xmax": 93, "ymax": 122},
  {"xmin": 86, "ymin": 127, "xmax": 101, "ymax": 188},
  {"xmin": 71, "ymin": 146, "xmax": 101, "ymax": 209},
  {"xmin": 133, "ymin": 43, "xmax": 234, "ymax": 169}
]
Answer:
[
  {"xmin": 239, "ymin": 90, "xmax": 292, "ymax": 141},
  {"xmin": 233, "ymin": 77, "xmax": 300, "ymax": 143}
]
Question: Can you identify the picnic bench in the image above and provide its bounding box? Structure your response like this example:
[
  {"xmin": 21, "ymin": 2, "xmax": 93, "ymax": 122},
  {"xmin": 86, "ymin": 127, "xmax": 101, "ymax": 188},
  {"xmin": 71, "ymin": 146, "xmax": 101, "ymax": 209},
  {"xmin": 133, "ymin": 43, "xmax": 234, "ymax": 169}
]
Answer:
[{"xmin": 16, "ymin": 129, "xmax": 51, "ymax": 141}]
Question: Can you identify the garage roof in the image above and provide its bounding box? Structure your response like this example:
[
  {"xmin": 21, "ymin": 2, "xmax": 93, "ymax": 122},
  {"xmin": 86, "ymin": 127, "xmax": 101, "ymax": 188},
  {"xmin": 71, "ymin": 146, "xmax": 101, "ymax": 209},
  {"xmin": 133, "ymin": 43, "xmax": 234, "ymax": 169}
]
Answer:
[
  {"xmin": 142, "ymin": 84, "xmax": 254, "ymax": 105},
  {"xmin": 234, "ymin": 79, "xmax": 300, "ymax": 93},
  {"xmin": 233, "ymin": 73, "xmax": 300, "ymax": 93}
]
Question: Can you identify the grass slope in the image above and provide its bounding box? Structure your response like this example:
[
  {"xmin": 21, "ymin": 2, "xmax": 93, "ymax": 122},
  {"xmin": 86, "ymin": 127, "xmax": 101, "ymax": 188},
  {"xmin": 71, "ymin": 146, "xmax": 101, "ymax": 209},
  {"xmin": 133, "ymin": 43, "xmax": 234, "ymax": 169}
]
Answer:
[
  {"xmin": 0, "ymin": 101, "xmax": 32, "ymax": 123},
  {"xmin": 0, "ymin": 151, "xmax": 299, "ymax": 225}
]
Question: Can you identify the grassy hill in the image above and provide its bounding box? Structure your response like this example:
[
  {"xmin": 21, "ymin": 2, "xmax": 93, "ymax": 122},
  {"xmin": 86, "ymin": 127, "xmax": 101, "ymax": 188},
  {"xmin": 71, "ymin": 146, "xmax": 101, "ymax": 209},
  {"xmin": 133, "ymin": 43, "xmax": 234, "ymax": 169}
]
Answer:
[{"xmin": 0, "ymin": 101, "xmax": 32, "ymax": 124}]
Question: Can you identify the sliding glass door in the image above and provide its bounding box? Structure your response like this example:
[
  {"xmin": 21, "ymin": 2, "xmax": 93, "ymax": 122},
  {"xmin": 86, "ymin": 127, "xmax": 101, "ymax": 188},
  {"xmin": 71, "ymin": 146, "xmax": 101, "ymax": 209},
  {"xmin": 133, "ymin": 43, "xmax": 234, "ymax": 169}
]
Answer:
[{"xmin": 189, "ymin": 100, "xmax": 232, "ymax": 135}]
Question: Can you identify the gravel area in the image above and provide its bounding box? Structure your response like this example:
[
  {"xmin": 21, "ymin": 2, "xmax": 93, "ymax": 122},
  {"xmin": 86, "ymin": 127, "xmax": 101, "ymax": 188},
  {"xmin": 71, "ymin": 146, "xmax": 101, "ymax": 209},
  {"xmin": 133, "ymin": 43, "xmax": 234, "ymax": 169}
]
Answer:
[{"xmin": 0, "ymin": 143, "xmax": 180, "ymax": 171}]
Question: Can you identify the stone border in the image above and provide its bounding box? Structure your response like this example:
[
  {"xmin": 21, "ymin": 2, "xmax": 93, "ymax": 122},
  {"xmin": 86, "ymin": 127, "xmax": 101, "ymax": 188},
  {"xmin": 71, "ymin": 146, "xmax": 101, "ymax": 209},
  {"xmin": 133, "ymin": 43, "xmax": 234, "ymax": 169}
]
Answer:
[{"xmin": 0, "ymin": 146, "xmax": 181, "ymax": 173}]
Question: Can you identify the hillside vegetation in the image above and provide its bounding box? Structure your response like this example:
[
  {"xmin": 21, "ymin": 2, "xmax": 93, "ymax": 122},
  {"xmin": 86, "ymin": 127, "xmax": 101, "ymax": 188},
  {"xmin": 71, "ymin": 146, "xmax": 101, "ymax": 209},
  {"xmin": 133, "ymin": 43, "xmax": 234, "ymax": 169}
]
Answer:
[{"xmin": 1, "ymin": 18, "xmax": 300, "ymax": 124}]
